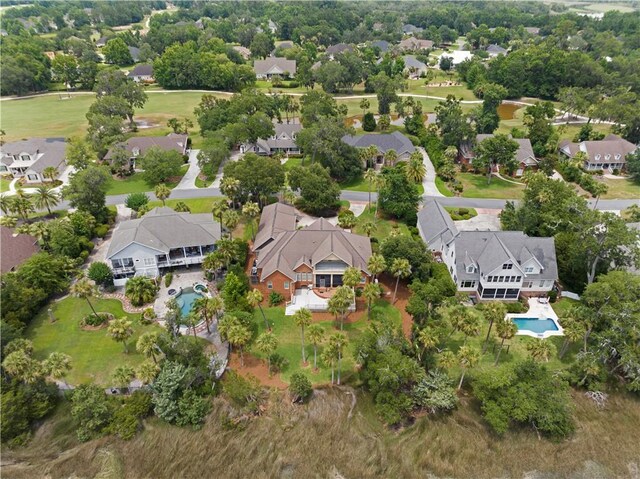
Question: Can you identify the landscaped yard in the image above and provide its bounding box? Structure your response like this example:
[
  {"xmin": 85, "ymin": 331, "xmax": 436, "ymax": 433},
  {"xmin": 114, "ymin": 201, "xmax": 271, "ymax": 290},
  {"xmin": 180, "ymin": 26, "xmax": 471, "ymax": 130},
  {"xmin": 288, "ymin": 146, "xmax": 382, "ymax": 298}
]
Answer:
[
  {"xmin": 249, "ymin": 301, "xmax": 402, "ymax": 385},
  {"xmin": 0, "ymin": 176, "xmax": 11, "ymax": 193},
  {"xmin": 147, "ymin": 196, "xmax": 221, "ymax": 213},
  {"xmin": 26, "ymin": 297, "xmax": 161, "ymax": 385},
  {"xmin": 106, "ymin": 166, "xmax": 188, "ymax": 196},
  {"xmin": 599, "ymin": 178, "xmax": 640, "ymax": 199},
  {"xmin": 352, "ymin": 205, "xmax": 411, "ymax": 241},
  {"xmin": 458, "ymin": 172, "xmax": 525, "ymax": 199}
]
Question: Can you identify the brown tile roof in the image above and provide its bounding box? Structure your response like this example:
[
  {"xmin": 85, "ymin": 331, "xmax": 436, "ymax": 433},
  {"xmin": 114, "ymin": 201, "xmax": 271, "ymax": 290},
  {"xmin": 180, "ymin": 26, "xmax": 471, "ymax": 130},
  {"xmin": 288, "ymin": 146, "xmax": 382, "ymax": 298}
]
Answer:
[
  {"xmin": 1, "ymin": 226, "xmax": 40, "ymax": 273},
  {"xmin": 558, "ymin": 135, "xmax": 636, "ymax": 163},
  {"xmin": 256, "ymin": 217, "xmax": 372, "ymax": 280}
]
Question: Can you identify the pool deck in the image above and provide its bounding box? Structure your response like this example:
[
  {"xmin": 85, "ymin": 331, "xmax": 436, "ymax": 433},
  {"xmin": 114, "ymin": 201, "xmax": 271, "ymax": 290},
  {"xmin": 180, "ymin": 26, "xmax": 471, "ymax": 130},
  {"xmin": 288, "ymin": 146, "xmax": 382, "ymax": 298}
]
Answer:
[
  {"xmin": 506, "ymin": 298, "xmax": 564, "ymax": 339},
  {"xmin": 154, "ymin": 270, "xmax": 209, "ymax": 318}
]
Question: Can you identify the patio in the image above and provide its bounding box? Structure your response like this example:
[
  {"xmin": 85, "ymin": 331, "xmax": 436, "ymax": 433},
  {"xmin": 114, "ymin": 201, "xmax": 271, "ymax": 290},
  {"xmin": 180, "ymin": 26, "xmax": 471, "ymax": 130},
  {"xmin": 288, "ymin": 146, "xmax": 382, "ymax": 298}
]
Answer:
[
  {"xmin": 154, "ymin": 270, "xmax": 208, "ymax": 318},
  {"xmin": 285, "ymin": 288, "xmax": 356, "ymax": 315}
]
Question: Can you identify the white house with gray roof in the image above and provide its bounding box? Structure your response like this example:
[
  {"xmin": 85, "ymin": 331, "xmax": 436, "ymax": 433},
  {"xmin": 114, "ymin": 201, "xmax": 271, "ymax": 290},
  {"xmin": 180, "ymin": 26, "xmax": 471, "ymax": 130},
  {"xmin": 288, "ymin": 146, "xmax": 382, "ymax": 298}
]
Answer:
[
  {"xmin": 253, "ymin": 57, "xmax": 296, "ymax": 79},
  {"xmin": 418, "ymin": 199, "xmax": 558, "ymax": 301},
  {"xmin": 106, "ymin": 207, "xmax": 222, "ymax": 285},
  {"xmin": 240, "ymin": 121, "xmax": 302, "ymax": 156},
  {"xmin": 0, "ymin": 138, "xmax": 67, "ymax": 183},
  {"xmin": 342, "ymin": 131, "xmax": 416, "ymax": 168},
  {"xmin": 558, "ymin": 134, "xmax": 636, "ymax": 172}
]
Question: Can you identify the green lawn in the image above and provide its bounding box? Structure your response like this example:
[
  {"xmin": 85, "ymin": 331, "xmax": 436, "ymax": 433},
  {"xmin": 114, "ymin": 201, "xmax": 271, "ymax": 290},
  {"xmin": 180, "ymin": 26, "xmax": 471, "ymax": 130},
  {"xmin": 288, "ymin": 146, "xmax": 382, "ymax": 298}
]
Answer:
[
  {"xmin": 352, "ymin": 205, "xmax": 411, "ymax": 242},
  {"xmin": 551, "ymin": 297, "xmax": 580, "ymax": 318},
  {"xmin": 435, "ymin": 176, "xmax": 454, "ymax": 197},
  {"xmin": 459, "ymin": 172, "xmax": 525, "ymax": 199},
  {"xmin": 195, "ymin": 175, "xmax": 214, "ymax": 188},
  {"xmin": 0, "ymin": 177, "xmax": 11, "ymax": 193},
  {"xmin": 147, "ymin": 196, "xmax": 221, "ymax": 214},
  {"xmin": 444, "ymin": 206, "xmax": 478, "ymax": 219},
  {"xmin": 1, "ymin": 92, "xmax": 217, "ymax": 142},
  {"xmin": 340, "ymin": 174, "xmax": 423, "ymax": 195},
  {"xmin": 106, "ymin": 166, "xmax": 188, "ymax": 196},
  {"xmin": 405, "ymin": 79, "xmax": 477, "ymax": 101},
  {"xmin": 26, "ymin": 297, "xmax": 161, "ymax": 385},
  {"xmin": 600, "ymin": 178, "xmax": 640, "ymax": 199},
  {"xmin": 250, "ymin": 302, "xmax": 401, "ymax": 385},
  {"xmin": 283, "ymin": 157, "xmax": 303, "ymax": 171}
]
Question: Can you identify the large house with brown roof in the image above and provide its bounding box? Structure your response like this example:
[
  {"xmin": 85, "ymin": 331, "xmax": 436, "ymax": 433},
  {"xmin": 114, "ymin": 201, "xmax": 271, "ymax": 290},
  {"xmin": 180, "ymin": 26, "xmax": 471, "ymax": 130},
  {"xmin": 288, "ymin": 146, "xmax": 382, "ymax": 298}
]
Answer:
[
  {"xmin": 251, "ymin": 203, "xmax": 372, "ymax": 313},
  {"xmin": 458, "ymin": 134, "xmax": 538, "ymax": 177},
  {"xmin": 0, "ymin": 138, "xmax": 67, "ymax": 184},
  {"xmin": 558, "ymin": 134, "xmax": 637, "ymax": 172},
  {"xmin": 398, "ymin": 37, "xmax": 433, "ymax": 52},
  {"xmin": 104, "ymin": 133, "xmax": 188, "ymax": 169},
  {"xmin": 1, "ymin": 226, "xmax": 40, "ymax": 273}
]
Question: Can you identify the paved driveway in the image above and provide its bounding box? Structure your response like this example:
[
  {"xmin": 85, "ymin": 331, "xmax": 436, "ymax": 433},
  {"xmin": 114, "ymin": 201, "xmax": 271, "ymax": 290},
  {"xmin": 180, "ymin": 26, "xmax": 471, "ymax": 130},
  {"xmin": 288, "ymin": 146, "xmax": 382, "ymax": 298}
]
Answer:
[
  {"xmin": 419, "ymin": 146, "xmax": 444, "ymax": 197},
  {"xmin": 173, "ymin": 149, "xmax": 201, "ymax": 190}
]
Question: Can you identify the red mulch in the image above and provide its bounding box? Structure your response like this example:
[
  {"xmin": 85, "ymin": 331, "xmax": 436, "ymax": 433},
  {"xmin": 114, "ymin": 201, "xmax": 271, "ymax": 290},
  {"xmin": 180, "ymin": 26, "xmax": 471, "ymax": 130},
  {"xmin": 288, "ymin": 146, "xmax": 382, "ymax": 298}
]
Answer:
[{"xmin": 228, "ymin": 352, "xmax": 288, "ymax": 389}]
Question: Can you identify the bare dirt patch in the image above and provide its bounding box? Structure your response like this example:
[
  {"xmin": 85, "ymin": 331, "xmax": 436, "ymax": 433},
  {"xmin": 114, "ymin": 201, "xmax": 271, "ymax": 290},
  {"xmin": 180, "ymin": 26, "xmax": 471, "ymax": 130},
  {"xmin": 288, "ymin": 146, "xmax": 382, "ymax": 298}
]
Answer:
[{"xmin": 228, "ymin": 352, "xmax": 288, "ymax": 390}]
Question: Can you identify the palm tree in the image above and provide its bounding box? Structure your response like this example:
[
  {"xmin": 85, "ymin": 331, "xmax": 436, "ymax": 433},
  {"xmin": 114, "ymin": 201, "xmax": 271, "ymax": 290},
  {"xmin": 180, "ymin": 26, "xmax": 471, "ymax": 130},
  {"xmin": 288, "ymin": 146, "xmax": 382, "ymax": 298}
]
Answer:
[
  {"xmin": 70, "ymin": 277, "xmax": 100, "ymax": 318},
  {"xmin": 390, "ymin": 258, "xmax": 411, "ymax": 303},
  {"xmin": 359, "ymin": 98, "xmax": 370, "ymax": 117},
  {"xmin": 125, "ymin": 277, "xmax": 157, "ymax": 306},
  {"xmin": 221, "ymin": 176, "xmax": 240, "ymax": 208},
  {"xmin": 215, "ymin": 238, "xmax": 236, "ymax": 270},
  {"xmin": 494, "ymin": 319, "xmax": 517, "ymax": 365},
  {"xmin": 256, "ymin": 331, "xmax": 278, "ymax": 376},
  {"xmin": 136, "ymin": 332, "xmax": 161, "ymax": 364},
  {"xmin": 406, "ymin": 152, "xmax": 426, "ymax": 183},
  {"xmin": 174, "ymin": 201, "xmax": 191, "ymax": 212},
  {"xmin": 193, "ymin": 297, "xmax": 217, "ymax": 334},
  {"xmin": 211, "ymin": 198, "xmax": 229, "ymax": 225},
  {"xmin": 558, "ymin": 311, "xmax": 585, "ymax": 359},
  {"xmin": 136, "ymin": 360, "xmax": 160, "ymax": 385},
  {"xmin": 360, "ymin": 220, "xmax": 376, "ymax": 237},
  {"xmin": 329, "ymin": 332, "xmax": 347, "ymax": 385},
  {"xmin": 228, "ymin": 323, "xmax": 252, "ymax": 366},
  {"xmin": 438, "ymin": 349, "xmax": 457, "ymax": 370},
  {"xmin": 371, "ymin": 174, "xmax": 386, "ymax": 217},
  {"xmin": 247, "ymin": 289, "xmax": 269, "ymax": 330},
  {"xmin": 362, "ymin": 282, "xmax": 381, "ymax": 320},
  {"xmin": 42, "ymin": 166, "xmax": 58, "ymax": 182},
  {"xmin": 384, "ymin": 149, "xmax": 398, "ymax": 167},
  {"xmin": 44, "ymin": 352, "xmax": 72, "ymax": 388},
  {"xmin": 482, "ymin": 302, "xmax": 507, "ymax": 353},
  {"xmin": 185, "ymin": 311, "xmax": 200, "ymax": 338},
  {"xmin": 293, "ymin": 308, "xmax": 312, "ymax": 364},
  {"xmin": 2, "ymin": 349, "xmax": 43, "ymax": 384},
  {"xmin": 457, "ymin": 345, "xmax": 480, "ymax": 390},
  {"xmin": 11, "ymin": 193, "xmax": 35, "ymax": 221},
  {"xmin": 242, "ymin": 201, "xmax": 260, "ymax": 240},
  {"xmin": 222, "ymin": 209, "xmax": 240, "ymax": 233},
  {"xmin": 155, "ymin": 183, "xmax": 171, "ymax": 206},
  {"xmin": 363, "ymin": 168, "xmax": 377, "ymax": 209},
  {"xmin": 202, "ymin": 252, "xmax": 224, "ymax": 278},
  {"xmin": 591, "ymin": 182, "xmax": 608, "ymax": 210},
  {"xmin": 108, "ymin": 317, "xmax": 134, "ymax": 353},
  {"xmin": 0, "ymin": 194, "xmax": 13, "ymax": 215},
  {"xmin": 112, "ymin": 365, "xmax": 135, "ymax": 393},
  {"xmin": 327, "ymin": 286, "xmax": 354, "ymax": 330},
  {"xmin": 342, "ymin": 266, "xmax": 361, "ymax": 298},
  {"xmin": 458, "ymin": 309, "xmax": 482, "ymax": 345},
  {"xmin": 307, "ymin": 323, "xmax": 325, "ymax": 370},
  {"xmin": 32, "ymin": 186, "xmax": 60, "ymax": 215},
  {"xmin": 416, "ymin": 327, "xmax": 439, "ymax": 362},
  {"xmin": 321, "ymin": 341, "xmax": 338, "ymax": 384},
  {"xmin": 367, "ymin": 253, "xmax": 386, "ymax": 282},
  {"xmin": 17, "ymin": 221, "xmax": 49, "ymax": 247},
  {"xmin": 0, "ymin": 215, "xmax": 17, "ymax": 228},
  {"xmin": 526, "ymin": 339, "xmax": 554, "ymax": 363}
]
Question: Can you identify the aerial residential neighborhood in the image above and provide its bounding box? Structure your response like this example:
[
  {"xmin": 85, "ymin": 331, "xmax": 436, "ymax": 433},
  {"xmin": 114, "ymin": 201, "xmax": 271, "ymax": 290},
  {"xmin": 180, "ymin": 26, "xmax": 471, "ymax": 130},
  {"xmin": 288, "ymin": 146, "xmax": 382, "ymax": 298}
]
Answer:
[{"xmin": 0, "ymin": 1, "xmax": 639, "ymax": 478}]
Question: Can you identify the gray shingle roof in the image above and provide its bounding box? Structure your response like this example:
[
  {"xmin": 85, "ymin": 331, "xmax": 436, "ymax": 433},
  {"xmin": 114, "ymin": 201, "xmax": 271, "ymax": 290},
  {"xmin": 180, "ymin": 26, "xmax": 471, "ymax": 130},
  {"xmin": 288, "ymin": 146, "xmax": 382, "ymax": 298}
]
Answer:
[
  {"xmin": 460, "ymin": 134, "xmax": 536, "ymax": 165},
  {"xmin": 106, "ymin": 207, "xmax": 222, "ymax": 258},
  {"xmin": 486, "ymin": 44, "xmax": 508, "ymax": 55},
  {"xmin": 403, "ymin": 55, "xmax": 427, "ymax": 70},
  {"xmin": 371, "ymin": 40, "xmax": 390, "ymax": 52},
  {"xmin": 341, "ymin": 132, "xmax": 416, "ymax": 156},
  {"xmin": 326, "ymin": 43, "xmax": 354, "ymax": 55},
  {"xmin": 253, "ymin": 202, "xmax": 298, "ymax": 251},
  {"xmin": 454, "ymin": 231, "xmax": 557, "ymax": 281},
  {"xmin": 104, "ymin": 134, "xmax": 188, "ymax": 161},
  {"xmin": 253, "ymin": 58, "xmax": 296, "ymax": 75},
  {"xmin": 559, "ymin": 135, "xmax": 636, "ymax": 164},
  {"xmin": 256, "ymin": 218, "xmax": 372, "ymax": 280},
  {"xmin": 128, "ymin": 64, "xmax": 153, "ymax": 77},
  {"xmin": 417, "ymin": 199, "xmax": 458, "ymax": 246},
  {"xmin": 0, "ymin": 137, "xmax": 67, "ymax": 175}
]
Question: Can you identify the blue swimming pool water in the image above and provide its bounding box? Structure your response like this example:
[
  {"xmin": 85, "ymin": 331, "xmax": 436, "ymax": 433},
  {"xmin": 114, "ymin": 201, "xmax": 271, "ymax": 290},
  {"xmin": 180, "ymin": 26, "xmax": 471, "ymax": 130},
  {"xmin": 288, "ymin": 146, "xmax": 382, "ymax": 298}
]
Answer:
[
  {"xmin": 176, "ymin": 287, "xmax": 204, "ymax": 316},
  {"xmin": 512, "ymin": 318, "xmax": 559, "ymax": 333}
]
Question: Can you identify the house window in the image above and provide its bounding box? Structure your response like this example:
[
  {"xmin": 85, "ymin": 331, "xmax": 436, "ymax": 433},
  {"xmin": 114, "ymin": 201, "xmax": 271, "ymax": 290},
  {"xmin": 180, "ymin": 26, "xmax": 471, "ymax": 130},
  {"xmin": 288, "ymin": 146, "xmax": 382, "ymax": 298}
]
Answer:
[
  {"xmin": 0, "ymin": 165, "xmax": 7, "ymax": 172},
  {"xmin": 20, "ymin": 154, "xmax": 30, "ymax": 161},
  {"xmin": 284, "ymin": 281, "xmax": 290, "ymax": 289},
  {"xmin": 27, "ymin": 174, "xmax": 39, "ymax": 181},
  {"xmin": 143, "ymin": 258, "xmax": 155, "ymax": 266},
  {"xmin": 498, "ymin": 276, "xmax": 504, "ymax": 282},
  {"xmin": 539, "ymin": 280, "xmax": 546, "ymax": 287},
  {"xmin": 466, "ymin": 265, "xmax": 475, "ymax": 273},
  {"xmin": 360, "ymin": 276, "xmax": 366, "ymax": 283},
  {"xmin": 267, "ymin": 281, "xmax": 273, "ymax": 289},
  {"xmin": 523, "ymin": 281, "xmax": 533, "ymax": 288},
  {"xmin": 111, "ymin": 259, "xmax": 123, "ymax": 268},
  {"xmin": 307, "ymin": 273, "xmax": 313, "ymax": 281},
  {"xmin": 461, "ymin": 280, "xmax": 475, "ymax": 288},
  {"xmin": 122, "ymin": 258, "xmax": 134, "ymax": 267},
  {"xmin": 296, "ymin": 273, "xmax": 301, "ymax": 281},
  {"xmin": 502, "ymin": 263, "xmax": 513, "ymax": 270},
  {"xmin": 524, "ymin": 266, "xmax": 534, "ymax": 273},
  {"xmin": 516, "ymin": 276, "xmax": 521, "ymax": 282}
]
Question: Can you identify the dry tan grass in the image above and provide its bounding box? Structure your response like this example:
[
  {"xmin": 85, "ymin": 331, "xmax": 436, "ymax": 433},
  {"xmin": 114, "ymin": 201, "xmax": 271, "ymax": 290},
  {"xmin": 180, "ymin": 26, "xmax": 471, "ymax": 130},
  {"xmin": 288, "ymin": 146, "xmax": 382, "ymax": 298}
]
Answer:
[{"xmin": 3, "ymin": 389, "xmax": 640, "ymax": 479}]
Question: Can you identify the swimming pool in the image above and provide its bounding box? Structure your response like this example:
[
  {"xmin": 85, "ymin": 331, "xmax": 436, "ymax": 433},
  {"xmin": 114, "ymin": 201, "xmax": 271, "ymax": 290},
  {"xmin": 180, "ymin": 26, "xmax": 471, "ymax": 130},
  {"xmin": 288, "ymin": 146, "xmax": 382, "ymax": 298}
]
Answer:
[
  {"xmin": 512, "ymin": 318, "xmax": 559, "ymax": 334},
  {"xmin": 175, "ymin": 287, "xmax": 204, "ymax": 316}
]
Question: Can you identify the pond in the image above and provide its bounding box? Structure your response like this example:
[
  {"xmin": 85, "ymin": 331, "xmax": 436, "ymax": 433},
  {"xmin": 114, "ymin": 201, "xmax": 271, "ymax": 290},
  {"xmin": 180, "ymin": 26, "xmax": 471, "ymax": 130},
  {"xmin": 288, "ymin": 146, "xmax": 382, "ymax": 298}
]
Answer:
[{"xmin": 497, "ymin": 103, "xmax": 521, "ymax": 120}]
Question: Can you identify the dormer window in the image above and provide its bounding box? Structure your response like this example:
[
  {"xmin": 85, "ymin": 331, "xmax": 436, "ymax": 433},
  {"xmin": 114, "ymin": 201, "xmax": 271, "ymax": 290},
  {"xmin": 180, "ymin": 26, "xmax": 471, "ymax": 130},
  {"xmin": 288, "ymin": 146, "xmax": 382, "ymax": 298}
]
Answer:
[
  {"xmin": 20, "ymin": 154, "xmax": 30, "ymax": 162},
  {"xmin": 502, "ymin": 263, "xmax": 513, "ymax": 270},
  {"xmin": 605, "ymin": 154, "xmax": 611, "ymax": 160},
  {"xmin": 467, "ymin": 265, "xmax": 475, "ymax": 273},
  {"xmin": 595, "ymin": 154, "xmax": 601, "ymax": 161},
  {"xmin": 132, "ymin": 148, "xmax": 140, "ymax": 156},
  {"xmin": 615, "ymin": 154, "xmax": 621, "ymax": 160},
  {"xmin": 524, "ymin": 266, "xmax": 534, "ymax": 273}
]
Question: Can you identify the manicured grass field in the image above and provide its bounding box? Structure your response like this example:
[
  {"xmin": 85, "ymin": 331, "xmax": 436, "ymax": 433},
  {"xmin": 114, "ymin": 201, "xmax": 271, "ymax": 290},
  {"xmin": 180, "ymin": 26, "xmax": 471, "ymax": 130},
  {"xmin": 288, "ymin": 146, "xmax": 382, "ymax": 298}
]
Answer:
[
  {"xmin": 459, "ymin": 172, "xmax": 525, "ymax": 199},
  {"xmin": 250, "ymin": 302, "xmax": 401, "ymax": 385},
  {"xmin": 551, "ymin": 297, "xmax": 580, "ymax": 318},
  {"xmin": 352, "ymin": 205, "xmax": 411, "ymax": 241},
  {"xmin": 600, "ymin": 178, "xmax": 640, "ymax": 199},
  {"xmin": 405, "ymin": 79, "xmax": 478, "ymax": 101},
  {"xmin": 339, "ymin": 175, "xmax": 378, "ymax": 192},
  {"xmin": 0, "ymin": 177, "xmax": 11, "ymax": 192},
  {"xmin": 26, "ymin": 297, "xmax": 161, "ymax": 385},
  {"xmin": 282, "ymin": 157, "xmax": 303, "ymax": 170},
  {"xmin": 147, "ymin": 196, "xmax": 221, "ymax": 214},
  {"xmin": 105, "ymin": 165, "xmax": 187, "ymax": 196},
  {"xmin": 435, "ymin": 176, "xmax": 455, "ymax": 197}
]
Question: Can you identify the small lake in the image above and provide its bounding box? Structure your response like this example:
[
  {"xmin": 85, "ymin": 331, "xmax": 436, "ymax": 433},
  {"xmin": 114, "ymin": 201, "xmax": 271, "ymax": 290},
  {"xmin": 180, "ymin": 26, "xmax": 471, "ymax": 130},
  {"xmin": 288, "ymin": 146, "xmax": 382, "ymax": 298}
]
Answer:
[{"xmin": 497, "ymin": 103, "xmax": 521, "ymax": 120}]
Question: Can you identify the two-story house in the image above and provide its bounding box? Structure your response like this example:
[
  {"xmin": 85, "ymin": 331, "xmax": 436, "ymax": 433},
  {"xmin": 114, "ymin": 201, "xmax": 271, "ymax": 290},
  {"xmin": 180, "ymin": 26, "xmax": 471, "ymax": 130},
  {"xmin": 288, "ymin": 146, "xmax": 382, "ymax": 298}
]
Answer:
[
  {"xmin": 418, "ymin": 199, "xmax": 558, "ymax": 301},
  {"xmin": 251, "ymin": 203, "xmax": 372, "ymax": 308},
  {"xmin": 240, "ymin": 121, "xmax": 302, "ymax": 156},
  {"xmin": 558, "ymin": 134, "xmax": 637, "ymax": 172},
  {"xmin": 106, "ymin": 207, "xmax": 222, "ymax": 286},
  {"xmin": 0, "ymin": 138, "xmax": 67, "ymax": 184},
  {"xmin": 458, "ymin": 134, "xmax": 538, "ymax": 177},
  {"xmin": 103, "ymin": 133, "xmax": 188, "ymax": 170}
]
